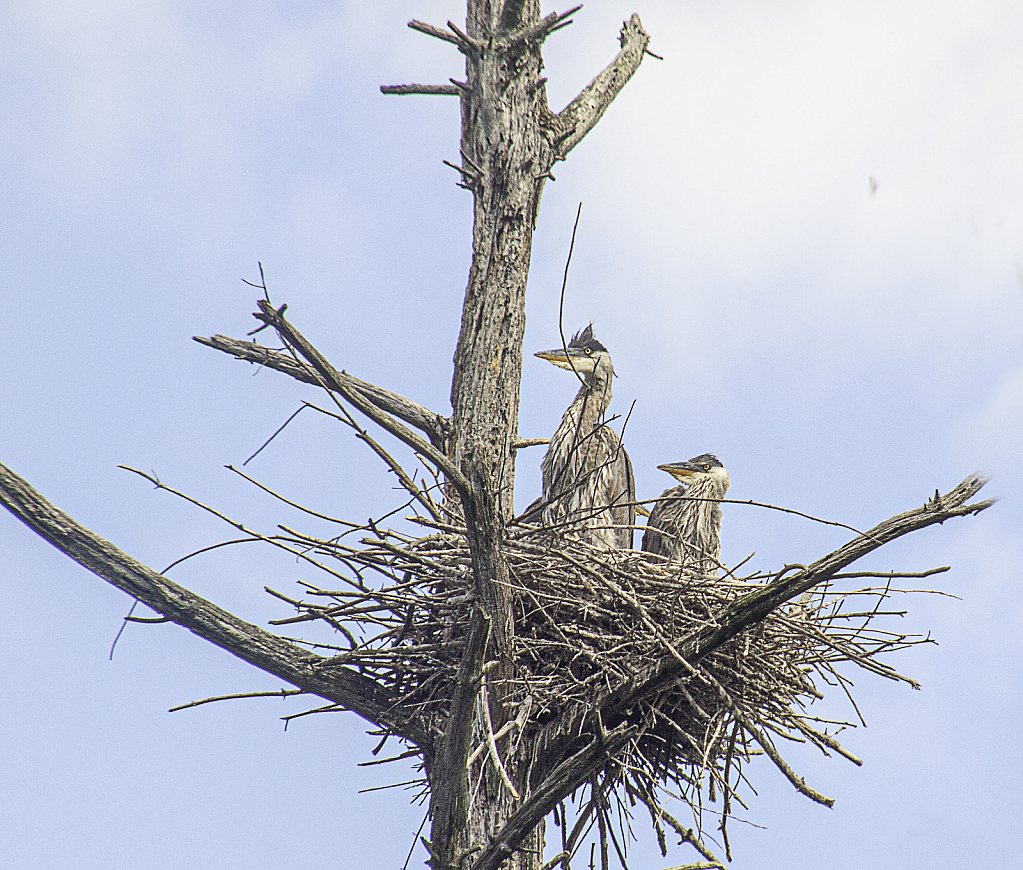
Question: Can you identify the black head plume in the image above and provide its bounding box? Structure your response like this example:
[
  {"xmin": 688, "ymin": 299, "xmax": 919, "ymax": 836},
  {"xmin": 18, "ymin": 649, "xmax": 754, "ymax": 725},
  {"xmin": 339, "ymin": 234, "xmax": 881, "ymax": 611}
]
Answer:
[{"xmin": 568, "ymin": 324, "xmax": 608, "ymax": 354}]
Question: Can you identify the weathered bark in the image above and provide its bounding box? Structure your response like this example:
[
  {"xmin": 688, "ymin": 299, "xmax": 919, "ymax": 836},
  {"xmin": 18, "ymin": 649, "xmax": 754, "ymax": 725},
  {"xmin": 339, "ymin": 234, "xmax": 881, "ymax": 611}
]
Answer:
[{"xmin": 423, "ymin": 5, "xmax": 651, "ymax": 868}]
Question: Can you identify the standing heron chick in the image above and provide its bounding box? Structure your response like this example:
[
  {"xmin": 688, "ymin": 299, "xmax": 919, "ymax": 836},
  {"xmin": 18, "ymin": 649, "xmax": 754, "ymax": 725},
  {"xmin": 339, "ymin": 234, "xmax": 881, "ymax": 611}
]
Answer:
[
  {"xmin": 642, "ymin": 453, "xmax": 730, "ymax": 572},
  {"xmin": 530, "ymin": 325, "xmax": 635, "ymax": 549}
]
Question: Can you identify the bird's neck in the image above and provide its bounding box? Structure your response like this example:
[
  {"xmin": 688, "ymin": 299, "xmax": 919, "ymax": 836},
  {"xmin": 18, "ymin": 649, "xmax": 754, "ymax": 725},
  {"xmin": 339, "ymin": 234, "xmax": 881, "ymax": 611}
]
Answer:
[
  {"xmin": 573, "ymin": 369, "xmax": 612, "ymax": 419},
  {"xmin": 708, "ymin": 466, "xmax": 730, "ymax": 498},
  {"xmin": 688, "ymin": 471, "xmax": 730, "ymax": 508}
]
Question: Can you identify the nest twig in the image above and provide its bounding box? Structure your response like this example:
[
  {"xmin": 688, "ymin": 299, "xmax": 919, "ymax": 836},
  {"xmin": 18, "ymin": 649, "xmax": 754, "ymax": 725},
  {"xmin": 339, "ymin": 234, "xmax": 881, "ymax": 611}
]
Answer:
[{"xmin": 271, "ymin": 515, "xmax": 936, "ymax": 860}]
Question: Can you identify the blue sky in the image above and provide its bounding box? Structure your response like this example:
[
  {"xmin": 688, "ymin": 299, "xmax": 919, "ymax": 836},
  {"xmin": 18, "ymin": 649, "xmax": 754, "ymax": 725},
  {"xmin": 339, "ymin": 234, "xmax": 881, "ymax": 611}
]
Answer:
[{"xmin": 2, "ymin": 2, "xmax": 1021, "ymax": 867}]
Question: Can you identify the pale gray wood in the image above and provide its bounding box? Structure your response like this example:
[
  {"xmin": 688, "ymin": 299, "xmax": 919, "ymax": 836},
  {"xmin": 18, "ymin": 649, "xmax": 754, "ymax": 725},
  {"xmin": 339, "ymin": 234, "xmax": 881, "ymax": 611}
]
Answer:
[
  {"xmin": 380, "ymin": 83, "xmax": 460, "ymax": 95},
  {"xmin": 430, "ymin": 7, "xmax": 653, "ymax": 868},
  {"xmin": 553, "ymin": 15, "xmax": 650, "ymax": 159}
]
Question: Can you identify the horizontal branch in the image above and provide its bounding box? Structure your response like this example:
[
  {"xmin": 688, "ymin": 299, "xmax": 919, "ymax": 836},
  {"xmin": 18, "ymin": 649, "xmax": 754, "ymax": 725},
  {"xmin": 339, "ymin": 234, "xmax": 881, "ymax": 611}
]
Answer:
[
  {"xmin": 0, "ymin": 462, "xmax": 431, "ymax": 749},
  {"xmin": 193, "ymin": 334, "xmax": 448, "ymax": 447},
  {"xmin": 604, "ymin": 473, "xmax": 994, "ymax": 717},
  {"xmin": 511, "ymin": 437, "xmax": 549, "ymax": 449},
  {"xmin": 553, "ymin": 14, "xmax": 650, "ymax": 159},
  {"xmin": 381, "ymin": 84, "xmax": 460, "ymax": 96},
  {"xmin": 168, "ymin": 688, "xmax": 304, "ymax": 712}
]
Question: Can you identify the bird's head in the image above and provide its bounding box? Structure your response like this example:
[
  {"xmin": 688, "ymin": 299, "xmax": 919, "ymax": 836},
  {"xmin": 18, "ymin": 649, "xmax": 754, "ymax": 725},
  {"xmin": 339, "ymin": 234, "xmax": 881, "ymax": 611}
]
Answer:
[
  {"xmin": 534, "ymin": 324, "xmax": 612, "ymax": 379},
  {"xmin": 658, "ymin": 453, "xmax": 729, "ymax": 488}
]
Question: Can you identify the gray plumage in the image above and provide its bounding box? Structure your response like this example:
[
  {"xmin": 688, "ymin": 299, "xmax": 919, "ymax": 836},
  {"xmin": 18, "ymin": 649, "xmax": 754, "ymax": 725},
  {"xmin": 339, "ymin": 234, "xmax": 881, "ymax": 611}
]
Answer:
[
  {"xmin": 641, "ymin": 453, "xmax": 729, "ymax": 573},
  {"xmin": 530, "ymin": 325, "xmax": 635, "ymax": 549}
]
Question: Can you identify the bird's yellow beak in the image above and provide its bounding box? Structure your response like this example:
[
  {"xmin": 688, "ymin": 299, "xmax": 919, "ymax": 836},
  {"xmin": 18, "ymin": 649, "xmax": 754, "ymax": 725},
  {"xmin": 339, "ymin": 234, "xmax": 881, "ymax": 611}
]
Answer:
[
  {"xmin": 657, "ymin": 462, "xmax": 695, "ymax": 482},
  {"xmin": 534, "ymin": 349, "xmax": 579, "ymax": 371}
]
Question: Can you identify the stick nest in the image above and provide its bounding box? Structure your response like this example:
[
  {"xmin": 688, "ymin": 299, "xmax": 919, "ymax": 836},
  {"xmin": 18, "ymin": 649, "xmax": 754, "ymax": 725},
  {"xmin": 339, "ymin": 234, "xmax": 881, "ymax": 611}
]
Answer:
[{"xmin": 272, "ymin": 516, "xmax": 929, "ymax": 844}]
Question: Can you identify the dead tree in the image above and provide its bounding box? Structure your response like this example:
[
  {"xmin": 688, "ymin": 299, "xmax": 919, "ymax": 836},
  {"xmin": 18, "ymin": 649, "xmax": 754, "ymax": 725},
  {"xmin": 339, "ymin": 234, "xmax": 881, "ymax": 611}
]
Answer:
[{"xmin": 0, "ymin": 5, "xmax": 995, "ymax": 870}]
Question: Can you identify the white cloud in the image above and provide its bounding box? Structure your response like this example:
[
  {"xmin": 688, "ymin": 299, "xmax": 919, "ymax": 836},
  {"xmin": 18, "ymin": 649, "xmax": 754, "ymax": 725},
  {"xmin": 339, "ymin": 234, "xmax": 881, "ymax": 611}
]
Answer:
[{"xmin": 575, "ymin": 0, "xmax": 1023, "ymax": 306}]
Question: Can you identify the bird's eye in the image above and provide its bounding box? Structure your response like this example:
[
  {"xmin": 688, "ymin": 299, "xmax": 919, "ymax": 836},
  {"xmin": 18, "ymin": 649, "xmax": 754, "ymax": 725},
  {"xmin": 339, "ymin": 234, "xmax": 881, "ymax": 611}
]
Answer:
[
  {"xmin": 703, "ymin": 464, "xmax": 710, "ymax": 471},
  {"xmin": 584, "ymin": 348, "xmax": 592, "ymax": 355}
]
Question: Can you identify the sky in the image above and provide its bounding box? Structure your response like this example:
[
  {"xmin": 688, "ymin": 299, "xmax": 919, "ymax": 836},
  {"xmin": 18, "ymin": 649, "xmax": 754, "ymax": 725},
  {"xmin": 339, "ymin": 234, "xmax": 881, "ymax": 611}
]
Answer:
[{"xmin": 2, "ymin": 1, "xmax": 1021, "ymax": 867}]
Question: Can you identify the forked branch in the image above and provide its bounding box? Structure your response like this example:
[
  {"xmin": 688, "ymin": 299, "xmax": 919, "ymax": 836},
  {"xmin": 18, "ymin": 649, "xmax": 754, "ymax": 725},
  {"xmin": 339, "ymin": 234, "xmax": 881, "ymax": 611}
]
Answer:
[
  {"xmin": 193, "ymin": 333, "xmax": 449, "ymax": 447},
  {"xmin": 408, "ymin": 19, "xmax": 481, "ymax": 55},
  {"xmin": 250, "ymin": 300, "xmax": 470, "ymax": 494},
  {"xmin": 500, "ymin": 6, "xmax": 581, "ymax": 49}
]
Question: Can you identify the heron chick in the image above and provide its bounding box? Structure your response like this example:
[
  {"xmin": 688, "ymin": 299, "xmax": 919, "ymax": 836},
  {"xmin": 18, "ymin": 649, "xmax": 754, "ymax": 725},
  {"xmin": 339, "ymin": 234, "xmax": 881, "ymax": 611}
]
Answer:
[
  {"xmin": 641, "ymin": 453, "xmax": 730, "ymax": 573},
  {"xmin": 529, "ymin": 325, "xmax": 635, "ymax": 549}
]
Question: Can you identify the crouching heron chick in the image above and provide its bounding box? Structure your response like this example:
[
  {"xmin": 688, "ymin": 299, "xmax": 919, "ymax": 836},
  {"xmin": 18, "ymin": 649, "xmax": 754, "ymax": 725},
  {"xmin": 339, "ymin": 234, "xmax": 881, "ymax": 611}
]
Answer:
[
  {"xmin": 641, "ymin": 453, "xmax": 730, "ymax": 573},
  {"xmin": 529, "ymin": 325, "xmax": 635, "ymax": 549}
]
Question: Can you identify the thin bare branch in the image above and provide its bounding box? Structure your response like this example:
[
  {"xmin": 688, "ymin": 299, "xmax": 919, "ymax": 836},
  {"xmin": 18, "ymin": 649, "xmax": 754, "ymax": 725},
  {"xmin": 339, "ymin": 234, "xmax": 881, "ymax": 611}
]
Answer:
[
  {"xmin": 226, "ymin": 464, "xmax": 361, "ymax": 527},
  {"xmin": 637, "ymin": 493, "xmax": 876, "ymax": 539},
  {"xmin": 169, "ymin": 688, "xmax": 304, "ymax": 712},
  {"xmin": 250, "ymin": 300, "xmax": 470, "ymax": 495},
  {"xmin": 830, "ymin": 567, "xmax": 950, "ymax": 580},
  {"xmin": 242, "ymin": 403, "xmax": 308, "ymax": 465},
  {"xmin": 792, "ymin": 720, "xmax": 863, "ymax": 766},
  {"xmin": 303, "ymin": 402, "xmax": 442, "ymax": 522},
  {"xmin": 658, "ymin": 864, "xmax": 725, "ymax": 870},
  {"xmin": 540, "ymin": 853, "xmax": 571, "ymax": 870}
]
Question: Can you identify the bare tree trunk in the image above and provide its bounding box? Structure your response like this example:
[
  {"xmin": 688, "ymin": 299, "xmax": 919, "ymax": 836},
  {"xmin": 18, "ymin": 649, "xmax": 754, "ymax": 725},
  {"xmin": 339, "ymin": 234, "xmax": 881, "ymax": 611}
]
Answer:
[{"xmin": 422, "ymin": 5, "xmax": 651, "ymax": 868}]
